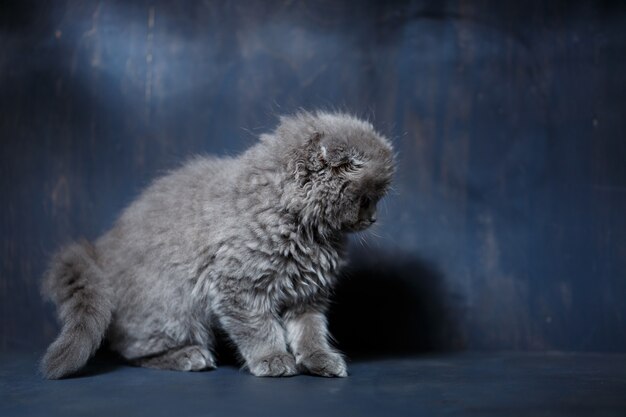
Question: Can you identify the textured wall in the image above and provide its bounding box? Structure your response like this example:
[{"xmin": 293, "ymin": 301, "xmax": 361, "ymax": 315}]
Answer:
[{"xmin": 1, "ymin": 0, "xmax": 625, "ymax": 354}]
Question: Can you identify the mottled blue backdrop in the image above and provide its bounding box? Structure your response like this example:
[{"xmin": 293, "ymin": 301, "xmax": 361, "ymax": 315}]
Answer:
[{"xmin": 1, "ymin": 0, "xmax": 625, "ymax": 354}]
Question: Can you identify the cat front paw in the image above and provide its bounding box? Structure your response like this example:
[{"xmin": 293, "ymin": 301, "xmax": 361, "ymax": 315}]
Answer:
[
  {"xmin": 298, "ymin": 351, "xmax": 348, "ymax": 377},
  {"xmin": 248, "ymin": 352, "xmax": 298, "ymax": 377}
]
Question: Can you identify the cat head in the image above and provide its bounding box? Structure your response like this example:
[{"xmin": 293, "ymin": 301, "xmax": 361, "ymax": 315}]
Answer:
[{"xmin": 271, "ymin": 111, "xmax": 395, "ymax": 233}]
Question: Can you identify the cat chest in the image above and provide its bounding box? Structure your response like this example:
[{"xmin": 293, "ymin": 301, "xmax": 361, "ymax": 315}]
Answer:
[
  {"xmin": 203, "ymin": 231, "xmax": 346, "ymax": 308},
  {"xmin": 260, "ymin": 247, "xmax": 341, "ymax": 305}
]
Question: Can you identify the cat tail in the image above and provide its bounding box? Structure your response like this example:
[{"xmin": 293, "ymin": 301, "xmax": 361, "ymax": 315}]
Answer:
[{"xmin": 40, "ymin": 241, "xmax": 113, "ymax": 379}]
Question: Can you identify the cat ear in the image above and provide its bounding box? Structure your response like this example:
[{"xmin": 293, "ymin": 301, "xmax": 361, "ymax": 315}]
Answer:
[
  {"xmin": 307, "ymin": 132, "xmax": 330, "ymax": 166},
  {"xmin": 310, "ymin": 131, "xmax": 322, "ymax": 144},
  {"xmin": 308, "ymin": 132, "xmax": 363, "ymax": 171},
  {"xmin": 331, "ymin": 155, "xmax": 364, "ymax": 173},
  {"xmin": 318, "ymin": 143, "xmax": 364, "ymax": 172}
]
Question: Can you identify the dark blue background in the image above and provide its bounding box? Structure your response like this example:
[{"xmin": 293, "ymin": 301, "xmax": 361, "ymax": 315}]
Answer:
[{"xmin": 1, "ymin": 0, "xmax": 625, "ymax": 355}]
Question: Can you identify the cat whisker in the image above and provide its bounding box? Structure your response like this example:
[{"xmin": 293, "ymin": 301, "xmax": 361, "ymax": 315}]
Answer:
[
  {"xmin": 381, "ymin": 198, "xmax": 389, "ymax": 215},
  {"xmin": 357, "ymin": 231, "xmax": 372, "ymax": 249}
]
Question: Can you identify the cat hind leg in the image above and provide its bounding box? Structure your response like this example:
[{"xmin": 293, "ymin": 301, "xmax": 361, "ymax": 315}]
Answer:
[{"xmin": 132, "ymin": 345, "xmax": 216, "ymax": 371}]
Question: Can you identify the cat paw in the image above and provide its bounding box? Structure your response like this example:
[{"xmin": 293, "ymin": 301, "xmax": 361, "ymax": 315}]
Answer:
[
  {"xmin": 248, "ymin": 352, "xmax": 298, "ymax": 377},
  {"xmin": 133, "ymin": 345, "xmax": 217, "ymax": 371},
  {"xmin": 298, "ymin": 351, "xmax": 347, "ymax": 377},
  {"xmin": 177, "ymin": 346, "xmax": 216, "ymax": 371}
]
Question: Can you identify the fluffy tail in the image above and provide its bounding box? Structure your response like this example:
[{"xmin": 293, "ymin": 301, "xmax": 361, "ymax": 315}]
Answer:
[{"xmin": 40, "ymin": 241, "xmax": 113, "ymax": 379}]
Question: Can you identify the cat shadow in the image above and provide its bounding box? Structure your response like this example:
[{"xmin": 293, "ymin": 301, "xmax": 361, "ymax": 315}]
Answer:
[
  {"xmin": 61, "ymin": 348, "xmax": 126, "ymax": 379},
  {"xmin": 328, "ymin": 249, "xmax": 465, "ymax": 360},
  {"xmin": 214, "ymin": 249, "xmax": 465, "ymax": 366}
]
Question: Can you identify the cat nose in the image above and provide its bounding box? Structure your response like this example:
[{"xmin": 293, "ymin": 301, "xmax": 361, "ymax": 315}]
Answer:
[{"xmin": 369, "ymin": 215, "xmax": 377, "ymax": 223}]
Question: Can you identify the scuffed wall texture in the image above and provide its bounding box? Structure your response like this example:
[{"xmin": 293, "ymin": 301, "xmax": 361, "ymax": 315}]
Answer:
[{"xmin": 1, "ymin": 0, "xmax": 625, "ymax": 354}]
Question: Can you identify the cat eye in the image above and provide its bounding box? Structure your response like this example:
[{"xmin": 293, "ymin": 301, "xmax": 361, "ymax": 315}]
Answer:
[{"xmin": 360, "ymin": 196, "xmax": 371, "ymax": 208}]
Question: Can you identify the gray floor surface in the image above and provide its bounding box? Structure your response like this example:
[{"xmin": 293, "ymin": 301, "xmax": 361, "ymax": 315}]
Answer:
[{"xmin": 1, "ymin": 351, "xmax": 625, "ymax": 417}]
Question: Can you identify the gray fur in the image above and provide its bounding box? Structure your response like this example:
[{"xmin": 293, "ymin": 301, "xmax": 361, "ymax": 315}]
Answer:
[{"xmin": 41, "ymin": 111, "xmax": 395, "ymax": 379}]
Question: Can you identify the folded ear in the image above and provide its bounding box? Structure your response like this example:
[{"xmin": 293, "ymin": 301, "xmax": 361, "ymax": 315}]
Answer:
[
  {"xmin": 316, "ymin": 137, "xmax": 364, "ymax": 172},
  {"xmin": 310, "ymin": 131, "xmax": 322, "ymax": 144},
  {"xmin": 294, "ymin": 132, "xmax": 324, "ymax": 184}
]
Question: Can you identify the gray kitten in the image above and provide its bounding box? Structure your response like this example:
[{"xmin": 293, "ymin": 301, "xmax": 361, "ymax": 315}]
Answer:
[{"xmin": 41, "ymin": 111, "xmax": 395, "ymax": 379}]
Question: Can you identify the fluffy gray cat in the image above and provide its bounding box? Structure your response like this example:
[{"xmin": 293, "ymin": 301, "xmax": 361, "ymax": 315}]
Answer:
[{"xmin": 41, "ymin": 111, "xmax": 395, "ymax": 379}]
